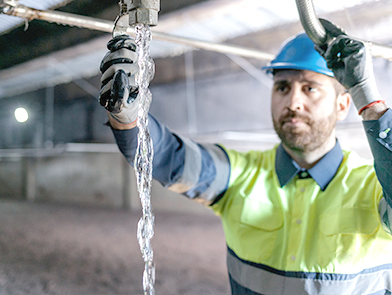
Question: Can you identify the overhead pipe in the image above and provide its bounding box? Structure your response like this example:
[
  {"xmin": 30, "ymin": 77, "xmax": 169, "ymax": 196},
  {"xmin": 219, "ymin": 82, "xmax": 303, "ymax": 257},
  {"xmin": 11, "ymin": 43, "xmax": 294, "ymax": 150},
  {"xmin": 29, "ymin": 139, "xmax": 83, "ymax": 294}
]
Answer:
[
  {"xmin": 0, "ymin": 1, "xmax": 274, "ymax": 61},
  {"xmin": 295, "ymin": 0, "xmax": 392, "ymax": 60},
  {"xmin": 1, "ymin": 1, "xmax": 114, "ymax": 32}
]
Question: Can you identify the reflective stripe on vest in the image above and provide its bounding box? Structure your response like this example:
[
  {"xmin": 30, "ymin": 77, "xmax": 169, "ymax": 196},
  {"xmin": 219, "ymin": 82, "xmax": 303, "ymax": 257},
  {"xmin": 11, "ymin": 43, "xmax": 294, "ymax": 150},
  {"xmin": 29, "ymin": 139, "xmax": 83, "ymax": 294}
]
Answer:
[{"xmin": 227, "ymin": 247, "xmax": 392, "ymax": 295}]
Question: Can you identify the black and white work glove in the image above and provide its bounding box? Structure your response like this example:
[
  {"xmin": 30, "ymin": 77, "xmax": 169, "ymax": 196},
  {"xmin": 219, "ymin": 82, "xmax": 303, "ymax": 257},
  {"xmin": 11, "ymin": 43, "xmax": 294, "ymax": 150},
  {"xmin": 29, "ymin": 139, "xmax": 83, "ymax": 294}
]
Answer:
[
  {"xmin": 315, "ymin": 20, "xmax": 383, "ymax": 114},
  {"xmin": 99, "ymin": 35, "xmax": 139, "ymax": 124}
]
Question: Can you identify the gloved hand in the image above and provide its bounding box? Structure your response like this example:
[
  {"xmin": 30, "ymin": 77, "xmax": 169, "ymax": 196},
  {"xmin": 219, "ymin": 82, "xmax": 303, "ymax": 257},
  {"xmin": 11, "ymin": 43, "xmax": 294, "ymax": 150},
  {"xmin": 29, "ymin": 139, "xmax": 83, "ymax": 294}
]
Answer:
[
  {"xmin": 315, "ymin": 21, "xmax": 383, "ymax": 114},
  {"xmin": 99, "ymin": 35, "xmax": 139, "ymax": 124}
]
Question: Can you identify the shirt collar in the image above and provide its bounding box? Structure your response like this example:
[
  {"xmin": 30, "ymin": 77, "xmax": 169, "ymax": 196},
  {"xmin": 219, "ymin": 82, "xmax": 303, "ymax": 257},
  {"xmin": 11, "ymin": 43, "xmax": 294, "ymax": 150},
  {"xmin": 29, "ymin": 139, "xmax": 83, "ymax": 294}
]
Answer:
[{"xmin": 275, "ymin": 141, "xmax": 343, "ymax": 191}]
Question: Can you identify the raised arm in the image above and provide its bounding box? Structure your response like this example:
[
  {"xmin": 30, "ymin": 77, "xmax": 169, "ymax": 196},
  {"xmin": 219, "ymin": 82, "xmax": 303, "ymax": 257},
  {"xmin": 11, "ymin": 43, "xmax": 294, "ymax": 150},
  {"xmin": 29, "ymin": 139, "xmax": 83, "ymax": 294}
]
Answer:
[
  {"xmin": 99, "ymin": 36, "xmax": 230, "ymax": 205},
  {"xmin": 316, "ymin": 28, "xmax": 392, "ymax": 231}
]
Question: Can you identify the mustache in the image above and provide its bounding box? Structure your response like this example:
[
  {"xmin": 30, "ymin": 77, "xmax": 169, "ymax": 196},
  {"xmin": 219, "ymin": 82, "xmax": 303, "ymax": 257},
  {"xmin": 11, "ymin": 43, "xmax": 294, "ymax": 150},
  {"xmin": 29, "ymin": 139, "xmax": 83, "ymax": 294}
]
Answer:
[{"xmin": 279, "ymin": 110, "xmax": 312, "ymax": 125}]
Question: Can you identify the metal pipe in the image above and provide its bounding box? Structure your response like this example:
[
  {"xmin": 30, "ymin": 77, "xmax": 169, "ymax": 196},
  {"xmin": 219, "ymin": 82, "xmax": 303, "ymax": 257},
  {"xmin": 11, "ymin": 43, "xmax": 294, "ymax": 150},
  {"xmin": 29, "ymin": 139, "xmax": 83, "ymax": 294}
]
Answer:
[
  {"xmin": 152, "ymin": 32, "xmax": 275, "ymax": 61},
  {"xmin": 1, "ymin": 2, "xmax": 274, "ymax": 61},
  {"xmin": 226, "ymin": 54, "xmax": 272, "ymax": 88},
  {"xmin": 295, "ymin": 0, "xmax": 392, "ymax": 60},
  {"xmin": 1, "ymin": 3, "xmax": 114, "ymax": 32}
]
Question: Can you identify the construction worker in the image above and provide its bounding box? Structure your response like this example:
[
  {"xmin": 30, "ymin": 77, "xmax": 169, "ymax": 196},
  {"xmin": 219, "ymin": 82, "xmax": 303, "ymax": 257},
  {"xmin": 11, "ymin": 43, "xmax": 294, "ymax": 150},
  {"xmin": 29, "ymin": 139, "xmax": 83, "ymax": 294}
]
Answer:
[{"xmin": 99, "ymin": 28, "xmax": 392, "ymax": 294}]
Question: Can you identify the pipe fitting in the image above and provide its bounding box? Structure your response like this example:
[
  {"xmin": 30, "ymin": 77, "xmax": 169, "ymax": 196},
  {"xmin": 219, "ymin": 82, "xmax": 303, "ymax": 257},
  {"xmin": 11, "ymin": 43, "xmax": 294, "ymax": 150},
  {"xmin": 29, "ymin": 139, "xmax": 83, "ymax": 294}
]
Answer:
[
  {"xmin": 128, "ymin": 0, "xmax": 160, "ymax": 27},
  {"xmin": 1, "ymin": 0, "xmax": 16, "ymax": 15}
]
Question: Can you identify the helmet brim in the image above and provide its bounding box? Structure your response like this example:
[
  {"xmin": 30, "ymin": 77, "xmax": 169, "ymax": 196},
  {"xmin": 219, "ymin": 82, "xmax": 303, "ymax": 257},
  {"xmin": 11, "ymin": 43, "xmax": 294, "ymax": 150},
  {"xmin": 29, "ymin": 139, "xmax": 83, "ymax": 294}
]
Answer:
[{"xmin": 262, "ymin": 62, "xmax": 334, "ymax": 77}]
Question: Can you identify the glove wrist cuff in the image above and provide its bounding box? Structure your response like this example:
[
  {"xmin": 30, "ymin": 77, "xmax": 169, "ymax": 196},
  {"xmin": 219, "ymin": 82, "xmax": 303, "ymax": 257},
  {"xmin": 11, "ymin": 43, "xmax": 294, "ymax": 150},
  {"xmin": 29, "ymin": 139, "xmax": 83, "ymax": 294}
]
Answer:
[
  {"xmin": 358, "ymin": 100, "xmax": 386, "ymax": 115},
  {"xmin": 348, "ymin": 80, "xmax": 382, "ymax": 113},
  {"xmin": 109, "ymin": 109, "xmax": 138, "ymax": 125}
]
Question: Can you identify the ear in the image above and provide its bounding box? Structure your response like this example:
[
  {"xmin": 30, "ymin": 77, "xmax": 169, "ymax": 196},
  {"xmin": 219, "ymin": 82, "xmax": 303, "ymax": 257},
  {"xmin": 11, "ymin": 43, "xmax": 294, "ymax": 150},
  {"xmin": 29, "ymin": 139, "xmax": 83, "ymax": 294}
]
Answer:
[{"xmin": 336, "ymin": 91, "xmax": 351, "ymax": 121}]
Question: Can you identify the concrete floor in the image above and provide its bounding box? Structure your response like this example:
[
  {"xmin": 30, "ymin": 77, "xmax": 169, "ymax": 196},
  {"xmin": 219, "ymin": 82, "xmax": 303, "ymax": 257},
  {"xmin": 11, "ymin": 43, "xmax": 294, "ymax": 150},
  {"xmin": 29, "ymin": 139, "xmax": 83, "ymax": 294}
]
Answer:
[{"xmin": 0, "ymin": 200, "xmax": 230, "ymax": 295}]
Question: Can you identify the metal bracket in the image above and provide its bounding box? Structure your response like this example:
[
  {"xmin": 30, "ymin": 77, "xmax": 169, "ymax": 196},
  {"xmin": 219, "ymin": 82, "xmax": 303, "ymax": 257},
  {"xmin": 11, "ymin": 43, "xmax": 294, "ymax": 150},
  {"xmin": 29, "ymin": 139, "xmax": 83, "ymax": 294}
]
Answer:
[
  {"xmin": 1, "ymin": 0, "xmax": 30, "ymax": 30},
  {"xmin": 112, "ymin": 0, "xmax": 130, "ymax": 37}
]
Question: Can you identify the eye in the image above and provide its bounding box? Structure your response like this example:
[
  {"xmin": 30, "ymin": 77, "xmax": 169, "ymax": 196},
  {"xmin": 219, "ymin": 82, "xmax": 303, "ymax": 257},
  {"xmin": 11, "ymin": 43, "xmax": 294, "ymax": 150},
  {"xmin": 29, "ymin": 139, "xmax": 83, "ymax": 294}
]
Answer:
[
  {"xmin": 304, "ymin": 85, "xmax": 318, "ymax": 93},
  {"xmin": 275, "ymin": 83, "xmax": 289, "ymax": 93}
]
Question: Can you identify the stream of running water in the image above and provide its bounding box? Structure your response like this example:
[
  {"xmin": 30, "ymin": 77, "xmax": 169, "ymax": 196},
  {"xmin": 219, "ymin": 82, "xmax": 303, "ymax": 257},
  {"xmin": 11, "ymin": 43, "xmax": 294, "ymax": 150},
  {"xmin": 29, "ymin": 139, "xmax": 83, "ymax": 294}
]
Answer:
[{"xmin": 134, "ymin": 23, "xmax": 155, "ymax": 295}]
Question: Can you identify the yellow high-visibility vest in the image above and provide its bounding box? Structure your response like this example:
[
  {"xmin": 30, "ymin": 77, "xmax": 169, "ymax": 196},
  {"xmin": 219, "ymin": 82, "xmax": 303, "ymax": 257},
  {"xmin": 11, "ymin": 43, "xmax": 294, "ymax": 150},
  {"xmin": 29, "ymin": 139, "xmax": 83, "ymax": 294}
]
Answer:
[{"xmin": 212, "ymin": 146, "xmax": 392, "ymax": 275}]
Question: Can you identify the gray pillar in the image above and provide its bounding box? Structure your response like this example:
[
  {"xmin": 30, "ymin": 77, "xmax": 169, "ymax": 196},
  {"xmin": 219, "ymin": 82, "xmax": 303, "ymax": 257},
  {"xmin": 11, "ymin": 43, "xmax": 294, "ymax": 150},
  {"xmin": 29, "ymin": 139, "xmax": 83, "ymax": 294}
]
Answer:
[
  {"xmin": 45, "ymin": 85, "xmax": 55, "ymax": 148},
  {"xmin": 185, "ymin": 51, "xmax": 198, "ymax": 137},
  {"xmin": 22, "ymin": 158, "xmax": 36, "ymax": 202}
]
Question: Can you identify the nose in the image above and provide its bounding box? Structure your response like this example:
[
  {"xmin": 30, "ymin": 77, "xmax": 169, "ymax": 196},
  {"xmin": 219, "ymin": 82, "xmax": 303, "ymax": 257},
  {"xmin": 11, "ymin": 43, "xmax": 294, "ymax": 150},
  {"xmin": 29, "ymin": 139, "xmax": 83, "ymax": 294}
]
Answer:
[{"xmin": 287, "ymin": 86, "xmax": 305, "ymax": 112}]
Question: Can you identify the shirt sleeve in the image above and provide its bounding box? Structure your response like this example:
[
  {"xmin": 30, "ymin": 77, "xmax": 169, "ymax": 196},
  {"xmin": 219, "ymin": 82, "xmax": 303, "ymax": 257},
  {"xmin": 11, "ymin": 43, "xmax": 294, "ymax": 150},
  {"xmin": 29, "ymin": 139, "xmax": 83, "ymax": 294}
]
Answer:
[
  {"xmin": 363, "ymin": 108, "xmax": 392, "ymax": 234},
  {"xmin": 111, "ymin": 114, "xmax": 230, "ymax": 205}
]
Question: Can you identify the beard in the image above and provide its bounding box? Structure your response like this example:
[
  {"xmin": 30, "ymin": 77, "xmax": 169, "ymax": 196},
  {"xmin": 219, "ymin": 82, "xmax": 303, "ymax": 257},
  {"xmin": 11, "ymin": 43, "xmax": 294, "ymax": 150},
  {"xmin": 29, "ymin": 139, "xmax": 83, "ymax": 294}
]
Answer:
[{"xmin": 273, "ymin": 110, "xmax": 337, "ymax": 153}]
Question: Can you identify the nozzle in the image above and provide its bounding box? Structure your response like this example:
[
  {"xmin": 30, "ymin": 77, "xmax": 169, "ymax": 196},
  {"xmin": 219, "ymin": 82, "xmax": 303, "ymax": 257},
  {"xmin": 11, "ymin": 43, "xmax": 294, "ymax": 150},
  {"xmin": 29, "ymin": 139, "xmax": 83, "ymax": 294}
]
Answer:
[{"xmin": 128, "ymin": 0, "xmax": 160, "ymax": 27}]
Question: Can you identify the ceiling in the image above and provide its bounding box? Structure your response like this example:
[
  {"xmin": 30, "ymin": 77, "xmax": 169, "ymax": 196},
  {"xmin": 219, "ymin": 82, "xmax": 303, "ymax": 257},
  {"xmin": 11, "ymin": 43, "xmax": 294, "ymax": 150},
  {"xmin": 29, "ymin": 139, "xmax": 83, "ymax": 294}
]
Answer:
[{"xmin": 0, "ymin": 0, "xmax": 392, "ymax": 98}]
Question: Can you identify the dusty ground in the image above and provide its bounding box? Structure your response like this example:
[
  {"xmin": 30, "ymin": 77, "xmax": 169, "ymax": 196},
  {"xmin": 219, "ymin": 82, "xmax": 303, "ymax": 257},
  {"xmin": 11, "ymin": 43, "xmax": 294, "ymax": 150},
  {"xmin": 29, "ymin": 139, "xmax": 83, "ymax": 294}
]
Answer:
[{"xmin": 0, "ymin": 200, "xmax": 230, "ymax": 295}]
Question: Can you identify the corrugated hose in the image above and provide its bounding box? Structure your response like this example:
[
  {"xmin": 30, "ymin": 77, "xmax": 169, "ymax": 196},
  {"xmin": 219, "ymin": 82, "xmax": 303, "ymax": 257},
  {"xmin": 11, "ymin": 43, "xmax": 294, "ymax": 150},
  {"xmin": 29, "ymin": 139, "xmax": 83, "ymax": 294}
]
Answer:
[{"xmin": 295, "ymin": 0, "xmax": 392, "ymax": 60}]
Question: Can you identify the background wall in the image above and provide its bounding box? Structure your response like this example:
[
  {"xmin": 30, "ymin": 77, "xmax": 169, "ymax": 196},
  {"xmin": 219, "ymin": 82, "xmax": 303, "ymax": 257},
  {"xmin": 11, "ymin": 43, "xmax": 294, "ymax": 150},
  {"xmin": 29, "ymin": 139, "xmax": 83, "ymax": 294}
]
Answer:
[
  {"xmin": 0, "ymin": 56, "xmax": 386, "ymax": 210},
  {"xmin": 1, "ymin": 0, "xmax": 392, "ymax": 210}
]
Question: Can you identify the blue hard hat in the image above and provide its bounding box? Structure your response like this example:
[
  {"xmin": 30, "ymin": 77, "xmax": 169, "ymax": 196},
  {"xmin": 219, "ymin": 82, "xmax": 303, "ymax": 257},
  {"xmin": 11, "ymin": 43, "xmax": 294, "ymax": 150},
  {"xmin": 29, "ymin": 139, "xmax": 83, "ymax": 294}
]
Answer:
[{"xmin": 262, "ymin": 33, "xmax": 334, "ymax": 77}]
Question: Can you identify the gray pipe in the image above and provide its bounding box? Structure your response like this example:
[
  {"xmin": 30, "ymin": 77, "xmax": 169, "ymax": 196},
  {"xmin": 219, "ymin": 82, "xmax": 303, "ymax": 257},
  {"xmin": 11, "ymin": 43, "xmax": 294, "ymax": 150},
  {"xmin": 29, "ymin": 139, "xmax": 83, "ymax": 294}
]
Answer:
[
  {"xmin": 0, "ymin": 3, "xmax": 274, "ymax": 61},
  {"xmin": 295, "ymin": 0, "xmax": 392, "ymax": 60},
  {"xmin": 1, "ymin": 3, "xmax": 115, "ymax": 32}
]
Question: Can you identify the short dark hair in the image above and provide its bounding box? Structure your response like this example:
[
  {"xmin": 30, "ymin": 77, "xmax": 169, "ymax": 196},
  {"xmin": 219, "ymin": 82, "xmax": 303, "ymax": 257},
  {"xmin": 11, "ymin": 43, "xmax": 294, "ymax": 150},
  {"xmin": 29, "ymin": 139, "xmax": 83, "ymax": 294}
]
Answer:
[{"xmin": 332, "ymin": 78, "xmax": 348, "ymax": 96}]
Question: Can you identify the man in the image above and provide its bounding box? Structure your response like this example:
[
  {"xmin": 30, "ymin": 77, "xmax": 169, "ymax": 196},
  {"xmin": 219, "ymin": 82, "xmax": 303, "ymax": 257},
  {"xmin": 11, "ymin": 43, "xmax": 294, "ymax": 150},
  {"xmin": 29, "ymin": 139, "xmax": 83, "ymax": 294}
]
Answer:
[{"xmin": 99, "ymin": 29, "xmax": 392, "ymax": 294}]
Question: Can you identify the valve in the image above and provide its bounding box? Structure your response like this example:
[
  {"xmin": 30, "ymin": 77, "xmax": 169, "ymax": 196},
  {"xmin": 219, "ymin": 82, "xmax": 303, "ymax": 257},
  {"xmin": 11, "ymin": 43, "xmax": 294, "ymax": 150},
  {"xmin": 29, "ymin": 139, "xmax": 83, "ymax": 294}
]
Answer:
[{"xmin": 128, "ymin": 0, "xmax": 160, "ymax": 27}]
